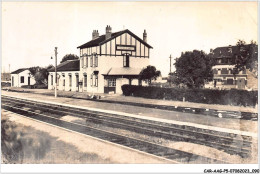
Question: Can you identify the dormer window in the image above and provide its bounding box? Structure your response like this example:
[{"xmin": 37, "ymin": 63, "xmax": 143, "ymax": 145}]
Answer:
[{"xmin": 240, "ymin": 47, "xmax": 246, "ymax": 52}]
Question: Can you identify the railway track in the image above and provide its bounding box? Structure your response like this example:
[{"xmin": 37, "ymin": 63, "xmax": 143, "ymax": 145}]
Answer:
[{"xmin": 1, "ymin": 95, "xmax": 253, "ymax": 163}]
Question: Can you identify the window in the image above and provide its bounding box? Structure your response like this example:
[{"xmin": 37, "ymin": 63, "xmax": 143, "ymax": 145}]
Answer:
[
  {"xmin": 57, "ymin": 77, "xmax": 59, "ymax": 86},
  {"xmin": 85, "ymin": 56, "xmax": 88, "ymax": 67},
  {"xmin": 62, "ymin": 74, "xmax": 65, "ymax": 86},
  {"xmin": 90, "ymin": 55, "xmax": 93, "ymax": 67},
  {"xmin": 94, "ymin": 55, "xmax": 98, "ymax": 67},
  {"xmin": 76, "ymin": 75, "xmax": 79, "ymax": 87},
  {"xmin": 227, "ymin": 79, "xmax": 233, "ymax": 85},
  {"xmin": 90, "ymin": 74, "xmax": 93, "ymax": 86},
  {"xmin": 108, "ymin": 79, "xmax": 116, "ymax": 87},
  {"xmin": 69, "ymin": 75, "xmax": 72, "ymax": 87},
  {"xmin": 84, "ymin": 75, "xmax": 87, "ymax": 87},
  {"xmin": 20, "ymin": 76, "xmax": 24, "ymax": 83},
  {"xmin": 82, "ymin": 57, "xmax": 84, "ymax": 68},
  {"xmin": 138, "ymin": 79, "xmax": 142, "ymax": 86},
  {"xmin": 123, "ymin": 55, "xmax": 129, "ymax": 67}
]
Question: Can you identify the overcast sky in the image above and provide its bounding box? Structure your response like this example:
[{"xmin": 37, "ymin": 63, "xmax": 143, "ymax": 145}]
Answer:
[{"xmin": 2, "ymin": 1, "xmax": 257, "ymax": 76}]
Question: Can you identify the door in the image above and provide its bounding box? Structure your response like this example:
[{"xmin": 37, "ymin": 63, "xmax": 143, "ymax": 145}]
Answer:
[
  {"xmin": 28, "ymin": 77, "xmax": 30, "ymax": 85},
  {"xmin": 12, "ymin": 76, "xmax": 14, "ymax": 86},
  {"xmin": 237, "ymin": 78, "xmax": 245, "ymax": 89}
]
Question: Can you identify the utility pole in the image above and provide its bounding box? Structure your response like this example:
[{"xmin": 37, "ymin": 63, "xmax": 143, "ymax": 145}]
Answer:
[
  {"xmin": 169, "ymin": 54, "xmax": 172, "ymax": 74},
  {"xmin": 54, "ymin": 47, "xmax": 58, "ymax": 98}
]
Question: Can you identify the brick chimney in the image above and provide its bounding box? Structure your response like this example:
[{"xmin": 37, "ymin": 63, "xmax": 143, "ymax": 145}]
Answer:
[
  {"xmin": 143, "ymin": 30, "xmax": 147, "ymax": 43},
  {"xmin": 105, "ymin": 25, "xmax": 112, "ymax": 40},
  {"xmin": 92, "ymin": 30, "xmax": 99, "ymax": 40}
]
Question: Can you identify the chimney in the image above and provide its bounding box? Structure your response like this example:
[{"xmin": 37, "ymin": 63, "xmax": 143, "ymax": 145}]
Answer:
[
  {"xmin": 92, "ymin": 30, "xmax": 99, "ymax": 40},
  {"xmin": 105, "ymin": 25, "xmax": 112, "ymax": 40},
  {"xmin": 143, "ymin": 30, "xmax": 147, "ymax": 43}
]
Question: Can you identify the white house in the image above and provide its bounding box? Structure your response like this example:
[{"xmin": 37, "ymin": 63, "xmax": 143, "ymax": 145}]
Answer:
[
  {"xmin": 48, "ymin": 59, "xmax": 80, "ymax": 91},
  {"xmin": 11, "ymin": 68, "xmax": 36, "ymax": 87},
  {"xmin": 77, "ymin": 25, "xmax": 153, "ymax": 94}
]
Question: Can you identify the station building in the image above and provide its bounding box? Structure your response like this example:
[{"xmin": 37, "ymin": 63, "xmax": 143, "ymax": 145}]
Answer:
[{"xmin": 48, "ymin": 25, "xmax": 153, "ymax": 94}]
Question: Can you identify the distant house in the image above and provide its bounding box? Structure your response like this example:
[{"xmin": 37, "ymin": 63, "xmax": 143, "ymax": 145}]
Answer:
[
  {"xmin": 11, "ymin": 68, "xmax": 36, "ymax": 87},
  {"xmin": 48, "ymin": 59, "xmax": 80, "ymax": 91},
  {"xmin": 152, "ymin": 75, "xmax": 167, "ymax": 84},
  {"xmin": 210, "ymin": 44, "xmax": 258, "ymax": 90}
]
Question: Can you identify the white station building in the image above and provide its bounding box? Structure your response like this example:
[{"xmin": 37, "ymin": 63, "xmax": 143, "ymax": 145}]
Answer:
[{"xmin": 48, "ymin": 25, "xmax": 153, "ymax": 94}]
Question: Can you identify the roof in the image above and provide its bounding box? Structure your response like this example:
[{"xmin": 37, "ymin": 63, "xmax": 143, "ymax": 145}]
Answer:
[
  {"xmin": 77, "ymin": 29, "xmax": 153, "ymax": 49},
  {"xmin": 103, "ymin": 67, "xmax": 142, "ymax": 76},
  {"xmin": 212, "ymin": 44, "xmax": 256, "ymax": 58},
  {"xmin": 48, "ymin": 59, "xmax": 80, "ymax": 72},
  {"xmin": 11, "ymin": 68, "xmax": 28, "ymax": 74}
]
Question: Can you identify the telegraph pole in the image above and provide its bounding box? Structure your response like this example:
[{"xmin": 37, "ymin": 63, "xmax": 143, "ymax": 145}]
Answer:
[
  {"xmin": 169, "ymin": 54, "xmax": 172, "ymax": 74},
  {"xmin": 54, "ymin": 47, "xmax": 58, "ymax": 98}
]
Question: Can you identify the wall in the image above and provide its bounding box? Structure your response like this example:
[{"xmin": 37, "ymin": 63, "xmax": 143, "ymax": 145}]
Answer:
[
  {"xmin": 78, "ymin": 31, "xmax": 150, "ymax": 94},
  {"xmin": 48, "ymin": 71, "xmax": 80, "ymax": 92}
]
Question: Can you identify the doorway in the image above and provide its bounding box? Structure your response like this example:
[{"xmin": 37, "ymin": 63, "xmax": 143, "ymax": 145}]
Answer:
[{"xmin": 28, "ymin": 77, "xmax": 30, "ymax": 85}]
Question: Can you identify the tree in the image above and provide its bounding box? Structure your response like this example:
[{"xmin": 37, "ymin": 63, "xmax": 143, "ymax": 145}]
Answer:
[
  {"xmin": 173, "ymin": 50, "xmax": 214, "ymax": 88},
  {"xmin": 29, "ymin": 65, "xmax": 53, "ymax": 85},
  {"xmin": 60, "ymin": 54, "xmax": 79, "ymax": 63},
  {"xmin": 232, "ymin": 40, "xmax": 258, "ymax": 77},
  {"xmin": 139, "ymin": 65, "xmax": 161, "ymax": 85}
]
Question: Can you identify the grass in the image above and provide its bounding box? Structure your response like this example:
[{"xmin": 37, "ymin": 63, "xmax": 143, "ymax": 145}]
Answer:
[{"xmin": 1, "ymin": 111, "xmax": 113, "ymax": 164}]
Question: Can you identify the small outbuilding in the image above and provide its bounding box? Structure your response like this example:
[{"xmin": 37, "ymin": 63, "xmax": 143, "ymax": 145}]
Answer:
[{"xmin": 11, "ymin": 68, "xmax": 36, "ymax": 87}]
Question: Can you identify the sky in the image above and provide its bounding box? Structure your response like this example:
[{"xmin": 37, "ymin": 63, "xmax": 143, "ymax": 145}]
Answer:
[{"xmin": 1, "ymin": 1, "xmax": 258, "ymax": 76}]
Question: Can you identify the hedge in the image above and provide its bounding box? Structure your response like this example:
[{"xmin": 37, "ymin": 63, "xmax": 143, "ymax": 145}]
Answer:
[
  {"xmin": 21, "ymin": 84, "xmax": 48, "ymax": 89},
  {"xmin": 121, "ymin": 85, "xmax": 258, "ymax": 107}
]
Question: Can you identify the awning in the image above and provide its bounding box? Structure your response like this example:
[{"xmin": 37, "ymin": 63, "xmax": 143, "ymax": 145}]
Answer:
[{"xmin": 102, "ymin": 67, "xmax": 142, "ymax": 76}]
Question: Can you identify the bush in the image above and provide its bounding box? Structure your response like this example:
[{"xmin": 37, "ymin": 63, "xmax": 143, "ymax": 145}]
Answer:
[
  {"xmin": 21, "ymin": 85, "xmax": 34, "ymax": 89},
  {"xmin": 121, "ymin": 85, "xmax": 258, "ymax": 107},
  {"xmin": 21, "ymin": 84, "xmax": 48, "ymax": 89},
  {"xmin": 1, "ymin": 82, "xmax": 11, "ymax": 88},
  {"xmin": 33, "ymin": 84, "xmax": 48, "ymax": 89}
]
